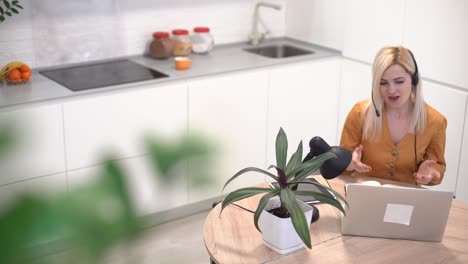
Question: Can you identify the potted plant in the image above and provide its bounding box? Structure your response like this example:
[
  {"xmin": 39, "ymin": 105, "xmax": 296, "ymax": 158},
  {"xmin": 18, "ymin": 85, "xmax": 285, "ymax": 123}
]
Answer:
[{"xmin": 220, "ymin": 127, "xmax": 347, "ymax": 254}]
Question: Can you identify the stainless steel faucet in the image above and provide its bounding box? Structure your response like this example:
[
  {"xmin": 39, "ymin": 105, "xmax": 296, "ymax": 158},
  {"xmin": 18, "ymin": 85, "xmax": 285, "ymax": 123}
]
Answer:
[{"xmin": 249, "ymin": 2, "xmax": 282, "ymax": 46}]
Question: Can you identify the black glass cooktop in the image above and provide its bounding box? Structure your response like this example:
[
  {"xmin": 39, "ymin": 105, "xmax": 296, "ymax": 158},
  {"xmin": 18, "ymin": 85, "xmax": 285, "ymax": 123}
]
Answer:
[{"xmin": 40, "ymin": 59, "xmax": 168, "ymax": 92}]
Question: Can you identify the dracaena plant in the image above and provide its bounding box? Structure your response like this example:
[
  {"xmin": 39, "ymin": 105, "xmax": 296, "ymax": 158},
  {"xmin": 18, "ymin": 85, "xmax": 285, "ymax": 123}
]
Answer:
[{"xmin": 220, "ymin": 127, "xmax": 347, "ymax": 249}]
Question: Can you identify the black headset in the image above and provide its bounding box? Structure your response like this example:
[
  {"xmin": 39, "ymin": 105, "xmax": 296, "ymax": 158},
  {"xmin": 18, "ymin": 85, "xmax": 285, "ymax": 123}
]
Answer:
[
  {"xmin": 372, "ymin": 48, "xmax": 419, "ymax": 117},
  {"xmin": 408, "ymin": 49, "xmax": 419, "ymax": 86}
]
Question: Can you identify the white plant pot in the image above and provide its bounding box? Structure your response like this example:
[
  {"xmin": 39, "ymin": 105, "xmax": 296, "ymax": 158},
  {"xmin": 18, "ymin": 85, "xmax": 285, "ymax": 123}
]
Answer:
[{"xmin": 258, "ymin": 197, "xmax": 313, "ymax": 254}]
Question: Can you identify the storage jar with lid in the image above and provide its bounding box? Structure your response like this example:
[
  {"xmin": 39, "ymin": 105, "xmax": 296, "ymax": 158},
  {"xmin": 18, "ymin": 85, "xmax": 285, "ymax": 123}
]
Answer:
[
  {"xmin": 149, "ymin": 32, "xmax": 173, "ymax": 59},
  {"xmin": 191, "ymin": 27, "xmax": 214, "ymax": 54},
  {"xmin": 172, "ymin": 29, "xmax": 192, "ymax": 56}
]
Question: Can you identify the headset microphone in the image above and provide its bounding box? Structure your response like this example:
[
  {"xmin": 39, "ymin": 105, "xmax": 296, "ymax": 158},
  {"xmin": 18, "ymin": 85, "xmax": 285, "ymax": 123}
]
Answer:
[{"xmin": 371, "ymin": 89, "xmax": 380, "ymax": 117}]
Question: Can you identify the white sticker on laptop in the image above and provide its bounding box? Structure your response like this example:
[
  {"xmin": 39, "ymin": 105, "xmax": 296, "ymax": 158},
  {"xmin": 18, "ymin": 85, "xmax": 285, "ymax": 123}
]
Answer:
[{"xmin": 383, "ymin": 203, "xmax": 414, "ymax": 225}]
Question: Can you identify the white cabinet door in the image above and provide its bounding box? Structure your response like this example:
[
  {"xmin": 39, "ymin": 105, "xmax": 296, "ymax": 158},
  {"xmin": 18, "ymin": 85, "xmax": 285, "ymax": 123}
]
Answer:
[
  {"xmin": 188, "ymin": 70, "xmax": 269, "ymax": 202},
  {"xmin": 63, "ymin": 83, "xmax": 188, "ymax": 170},
  {"xmin": 403, "ymin": 0, "xmax": 468, "ymax": 89},
  {"xmin": 0, "ymin": 104, "xmax": 66, "ymax": 185},
  {"xmin": 424, "ymin": 81, "xmax": 467, "ymax": 194},
  {"xmin": 342, "ymin": 0, "xmax": 405, "ymax": 63},
  {"xmin": 268, "ymin": 58, "xmax": 341, "ymax": 166},
  {"xmin": 457, "ymin": 104, "xmax": 468, "ymax": 203},
  {"xmin": 67, "ymin": 155, "xmax": 187, "ymax": 216},
  {"xmin": 336, "ymin": 59, "xmax": 372, "ymax": 143}
]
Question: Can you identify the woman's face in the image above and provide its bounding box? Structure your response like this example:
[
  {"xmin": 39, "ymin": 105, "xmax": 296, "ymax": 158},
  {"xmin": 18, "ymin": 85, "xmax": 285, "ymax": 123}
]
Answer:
[{"xmin": 379, "ymin": 64, "xmax": 413, "ymax": 111}]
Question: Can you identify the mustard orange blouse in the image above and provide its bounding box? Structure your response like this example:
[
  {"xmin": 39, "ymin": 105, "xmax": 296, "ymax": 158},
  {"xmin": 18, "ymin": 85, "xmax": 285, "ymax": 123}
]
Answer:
[{"xmin": 340, "ymin": 100, "xmax": 447, "ymax": 185}]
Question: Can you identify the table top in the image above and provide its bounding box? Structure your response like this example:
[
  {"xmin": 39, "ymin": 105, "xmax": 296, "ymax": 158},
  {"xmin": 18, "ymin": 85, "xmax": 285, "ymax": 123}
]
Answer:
[{"xmin": 203, "ymin": 175, "xmax": 468, "ymax": 263}]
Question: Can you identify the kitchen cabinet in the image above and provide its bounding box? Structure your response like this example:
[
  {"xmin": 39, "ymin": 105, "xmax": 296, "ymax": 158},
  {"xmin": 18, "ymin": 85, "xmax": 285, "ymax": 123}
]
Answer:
[
  {"xmin": 63, "ymin": 82, "xmax": 189, "ymax": 214},
  {"xmin": 423, "ymin": 81, "xmax": 467, "ymax": 194},
  {"xmin": 403, "ymin": 0, "xmax": 468, "ymax": 89},
  {"xmin": 0, "ymin": 104, "xmax": 66, "ymax": 185},
  {"xmin": 63, "ymin": 83, "xmax": 188, "ymax": 170},
  {"xmin": 342, "ymin": 0, "xmax": 405, "ymax": 63},
  {"xmin": 0, "ymin": 173, "xmax": 66, "ymax": 212},
  {"xmin": 267, "ymin": 57, "xmax": 341, "ymax": 165},
  {"xmin": 456, "ymin": 104, "xmax": 468, "ymax": 204},
  {"xmin": 187, "ymin": 70, "xmax": 269, "ymax": 203},
  {"xmin": 67, "ymin": 155, "xmax": 187, "ymax": 216}
]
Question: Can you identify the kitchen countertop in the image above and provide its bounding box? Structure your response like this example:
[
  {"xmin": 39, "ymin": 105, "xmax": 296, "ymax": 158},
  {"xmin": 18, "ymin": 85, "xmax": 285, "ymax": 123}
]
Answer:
[{"xmin": 0, "ymin": 38, "xmax": 340, "ymax": 111}]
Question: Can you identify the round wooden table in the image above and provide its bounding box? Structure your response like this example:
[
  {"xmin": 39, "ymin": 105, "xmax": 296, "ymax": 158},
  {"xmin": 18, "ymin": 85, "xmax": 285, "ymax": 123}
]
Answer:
[{"xmin": 204, "ymin": 175, "xmax": 468, "ymax": 263}]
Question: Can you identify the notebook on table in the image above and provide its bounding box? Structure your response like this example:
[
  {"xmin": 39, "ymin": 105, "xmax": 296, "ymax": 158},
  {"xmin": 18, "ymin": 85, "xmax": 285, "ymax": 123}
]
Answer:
[{"xmin": 341, "ymin": 181, "xmax": 453, "ymax": 242}]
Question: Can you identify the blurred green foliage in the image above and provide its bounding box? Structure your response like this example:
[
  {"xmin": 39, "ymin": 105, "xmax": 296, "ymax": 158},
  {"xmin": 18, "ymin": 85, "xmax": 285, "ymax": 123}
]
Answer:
[
  {"xmin": 0, "ymin": 126, "xmax": 216, "ymax": 264},
  {"xmin": 0, "ymin": 0, "xmax": 24, "ymax": 23}
]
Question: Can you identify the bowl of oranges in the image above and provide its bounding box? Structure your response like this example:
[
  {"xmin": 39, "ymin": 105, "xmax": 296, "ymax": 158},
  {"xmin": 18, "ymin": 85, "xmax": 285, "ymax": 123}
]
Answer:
[{"xmin": 0, "ymin": 61, "xmax": 32, "ymax": 85}]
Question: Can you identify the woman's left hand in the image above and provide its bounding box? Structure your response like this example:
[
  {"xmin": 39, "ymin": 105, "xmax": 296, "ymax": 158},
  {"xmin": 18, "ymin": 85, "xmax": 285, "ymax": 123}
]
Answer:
[{"xmin": 413, "ymin": 160, "xmax": 440, "ymax": 185}]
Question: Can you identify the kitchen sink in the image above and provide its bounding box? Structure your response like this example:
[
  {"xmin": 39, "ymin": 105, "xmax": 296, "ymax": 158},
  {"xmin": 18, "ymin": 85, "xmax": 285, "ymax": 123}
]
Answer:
[{"xmin": 244, "ymin": 44, "xmax": 314, "ymax": 58}]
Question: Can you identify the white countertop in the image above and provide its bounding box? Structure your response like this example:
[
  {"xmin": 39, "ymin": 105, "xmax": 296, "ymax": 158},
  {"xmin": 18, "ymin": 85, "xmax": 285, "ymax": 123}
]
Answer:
[{"xmin": 0, "ymin": 38, "xmax": 340, "ymax": 111}]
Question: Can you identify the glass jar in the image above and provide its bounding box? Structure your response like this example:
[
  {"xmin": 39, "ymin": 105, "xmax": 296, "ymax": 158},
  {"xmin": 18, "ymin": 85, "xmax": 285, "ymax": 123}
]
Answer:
[
  {"xmin": 149, "ymin": 32, "xmax": 173, "ymax": 59},
  {"xmin": 191, "ymin": 27, "xmax": 214, "ymax": 54},
  {"xmin": 172, "ymin": 29, "xmax": 192, "ymax": 56}
]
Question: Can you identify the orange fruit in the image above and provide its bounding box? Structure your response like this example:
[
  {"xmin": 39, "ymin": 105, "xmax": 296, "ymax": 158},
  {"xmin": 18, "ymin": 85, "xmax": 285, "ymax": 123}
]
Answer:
[
  {"xmin": 19, "ymin": 64, "xmax": 30, "ymax": 73},
  {"xmin": 21, "ymin": 70, "xmax": 31, "ymax": 80},
  {"xmin": 6, "ymin": 68, "xmax": 21, "ymax": 81}
]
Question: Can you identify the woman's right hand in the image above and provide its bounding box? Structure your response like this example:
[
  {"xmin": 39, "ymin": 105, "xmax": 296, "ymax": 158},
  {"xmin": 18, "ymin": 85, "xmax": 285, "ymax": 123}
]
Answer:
[{"xmin": 346, "ymin": 144, "xmax": 372, "ymax": 172}]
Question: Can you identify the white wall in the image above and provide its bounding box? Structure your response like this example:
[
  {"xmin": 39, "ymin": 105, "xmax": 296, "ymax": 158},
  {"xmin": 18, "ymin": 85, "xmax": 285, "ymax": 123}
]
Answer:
[
  {"xmin": 286, "ymin": 0, "xmax": 346, "ymax": 51},
  {"xmin": 0, "ymin": 0, "xmax": 287, "ymax": 68},
  {"xmin": 286, "ymin": 0, "xmax": 468, "ymax": 91}
]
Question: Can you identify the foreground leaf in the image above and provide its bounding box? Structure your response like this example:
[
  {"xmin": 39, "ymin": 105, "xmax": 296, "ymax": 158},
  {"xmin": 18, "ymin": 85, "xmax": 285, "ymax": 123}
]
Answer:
[
  {"xmin": 285, "ymin": 141, "xmax": 303, "ymax": 177},
  {"xmin": 275, "ymin": 128, "xmax": 288, "ymax": 170},
  {"xmin": 220, "ymin": 187, "xmax": 272, "ymax": 214},
  {"xmin": 290, "ymin": 180, "xmax": 348, "ymax": 208},
  {"xmin": 294, "ymin": 190, "xmax": 346, "ymax": 214},
  {"xmin": 253, "ymin": 189, "xmax": 281, "ymax": 232},
  {"xmin": 223, "ymin": 167, "xmax": 278, "ymax": 191},
  {"xmin": 280, "ymin": 188, "xmax": 311, "ymax": 249},
  {"xmin": 288, "ymin": 152, "xmax": 336, "ymax": 180}
]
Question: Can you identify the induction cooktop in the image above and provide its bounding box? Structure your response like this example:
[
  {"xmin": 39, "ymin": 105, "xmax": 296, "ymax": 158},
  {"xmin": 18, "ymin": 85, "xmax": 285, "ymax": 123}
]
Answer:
[{"xmin": 40, "ymin": 59, "xmax": 168, "ymax": 92}]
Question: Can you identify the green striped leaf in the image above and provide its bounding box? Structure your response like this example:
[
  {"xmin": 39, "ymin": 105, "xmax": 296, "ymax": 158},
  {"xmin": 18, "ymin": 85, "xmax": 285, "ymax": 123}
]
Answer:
[
  {"xmin": 285, "ymin": 141, "xmax": 303, "ymax": 177},
  {"xmin": 280, "ymin": 188, "xmax": 311, "ymax": 249},
  {"xmin": 294, "ymin": 190, "xmax": 346, "ymax": 214},
  {"xmin": 275, "ymin": 128, "xmax": 288, "ymax": 170},
  {"xmin": 287, "ymin": 152, "xmax": 336, "ymax": 179},
  {"xmin": 220, "ymin": 187, "xmax": 272, "ymax": 214},
  {"xmin": 290, "ymin": 180, "xmax": 348, "ymax": 208},
  {"xmin": 253, "ymin": 189, "xmax": 280, "ymax": 232},
  {"xmin": 223, "ymin": 167, "xmax": 278, "ymax": 191}
]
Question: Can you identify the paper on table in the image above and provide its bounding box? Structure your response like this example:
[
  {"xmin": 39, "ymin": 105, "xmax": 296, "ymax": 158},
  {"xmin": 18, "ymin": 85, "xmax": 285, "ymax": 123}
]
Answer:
[{"xmin": 383, "ymin": 203, "xmax": 414, "ymax": 225}]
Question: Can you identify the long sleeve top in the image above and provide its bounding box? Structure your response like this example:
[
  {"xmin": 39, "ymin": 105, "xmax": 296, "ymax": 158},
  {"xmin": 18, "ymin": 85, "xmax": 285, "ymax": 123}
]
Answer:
[{"xmin": 340, "ymin": 100, "xmax": 447, "ymax": 185}]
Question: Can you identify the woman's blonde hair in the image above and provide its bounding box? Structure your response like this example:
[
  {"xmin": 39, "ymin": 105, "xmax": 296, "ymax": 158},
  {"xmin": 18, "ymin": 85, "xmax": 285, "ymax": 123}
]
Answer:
[{"xmin": 363, "ymin": 46, "xmax": 426, "ymax": 141}]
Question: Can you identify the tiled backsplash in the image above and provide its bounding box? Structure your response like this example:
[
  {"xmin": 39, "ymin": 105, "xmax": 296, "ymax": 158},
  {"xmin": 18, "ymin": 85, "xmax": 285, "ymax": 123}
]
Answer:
[{"xmin": 0, "ymin": 0, "xmax": 286, "ymax": 68}]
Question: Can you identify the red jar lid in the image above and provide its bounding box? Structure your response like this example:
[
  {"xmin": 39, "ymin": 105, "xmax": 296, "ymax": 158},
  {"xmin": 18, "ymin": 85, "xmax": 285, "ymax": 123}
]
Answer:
[
  {"xmin": 153, "ymin": 32, "xmax": 170, "ymax": 39},
  {"xmin": 172, "ymin": 29, "xmax": 189, "ymax": 35},
  {"xmin": 194, "ymin": 27, "xmax": 210, "ymax": 33}
]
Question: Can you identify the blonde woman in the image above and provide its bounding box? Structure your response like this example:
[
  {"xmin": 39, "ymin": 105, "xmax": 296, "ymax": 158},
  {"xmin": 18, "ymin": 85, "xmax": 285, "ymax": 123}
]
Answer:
[{"xmin": 340, "ymin": 46, "xmax": 446, "ymax": 185}]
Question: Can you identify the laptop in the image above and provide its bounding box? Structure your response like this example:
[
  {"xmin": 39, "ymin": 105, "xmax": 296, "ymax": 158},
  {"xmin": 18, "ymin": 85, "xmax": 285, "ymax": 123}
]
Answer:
[{"xmin": 341, "ymin": 183, "xmax": 453, "ymax": 242}]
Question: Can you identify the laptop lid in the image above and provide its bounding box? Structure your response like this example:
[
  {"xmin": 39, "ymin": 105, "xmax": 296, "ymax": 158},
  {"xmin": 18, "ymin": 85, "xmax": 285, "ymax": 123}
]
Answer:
[{"xmin": 341, "ymin": 183, "xmax": 453, "ymax": 242}]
